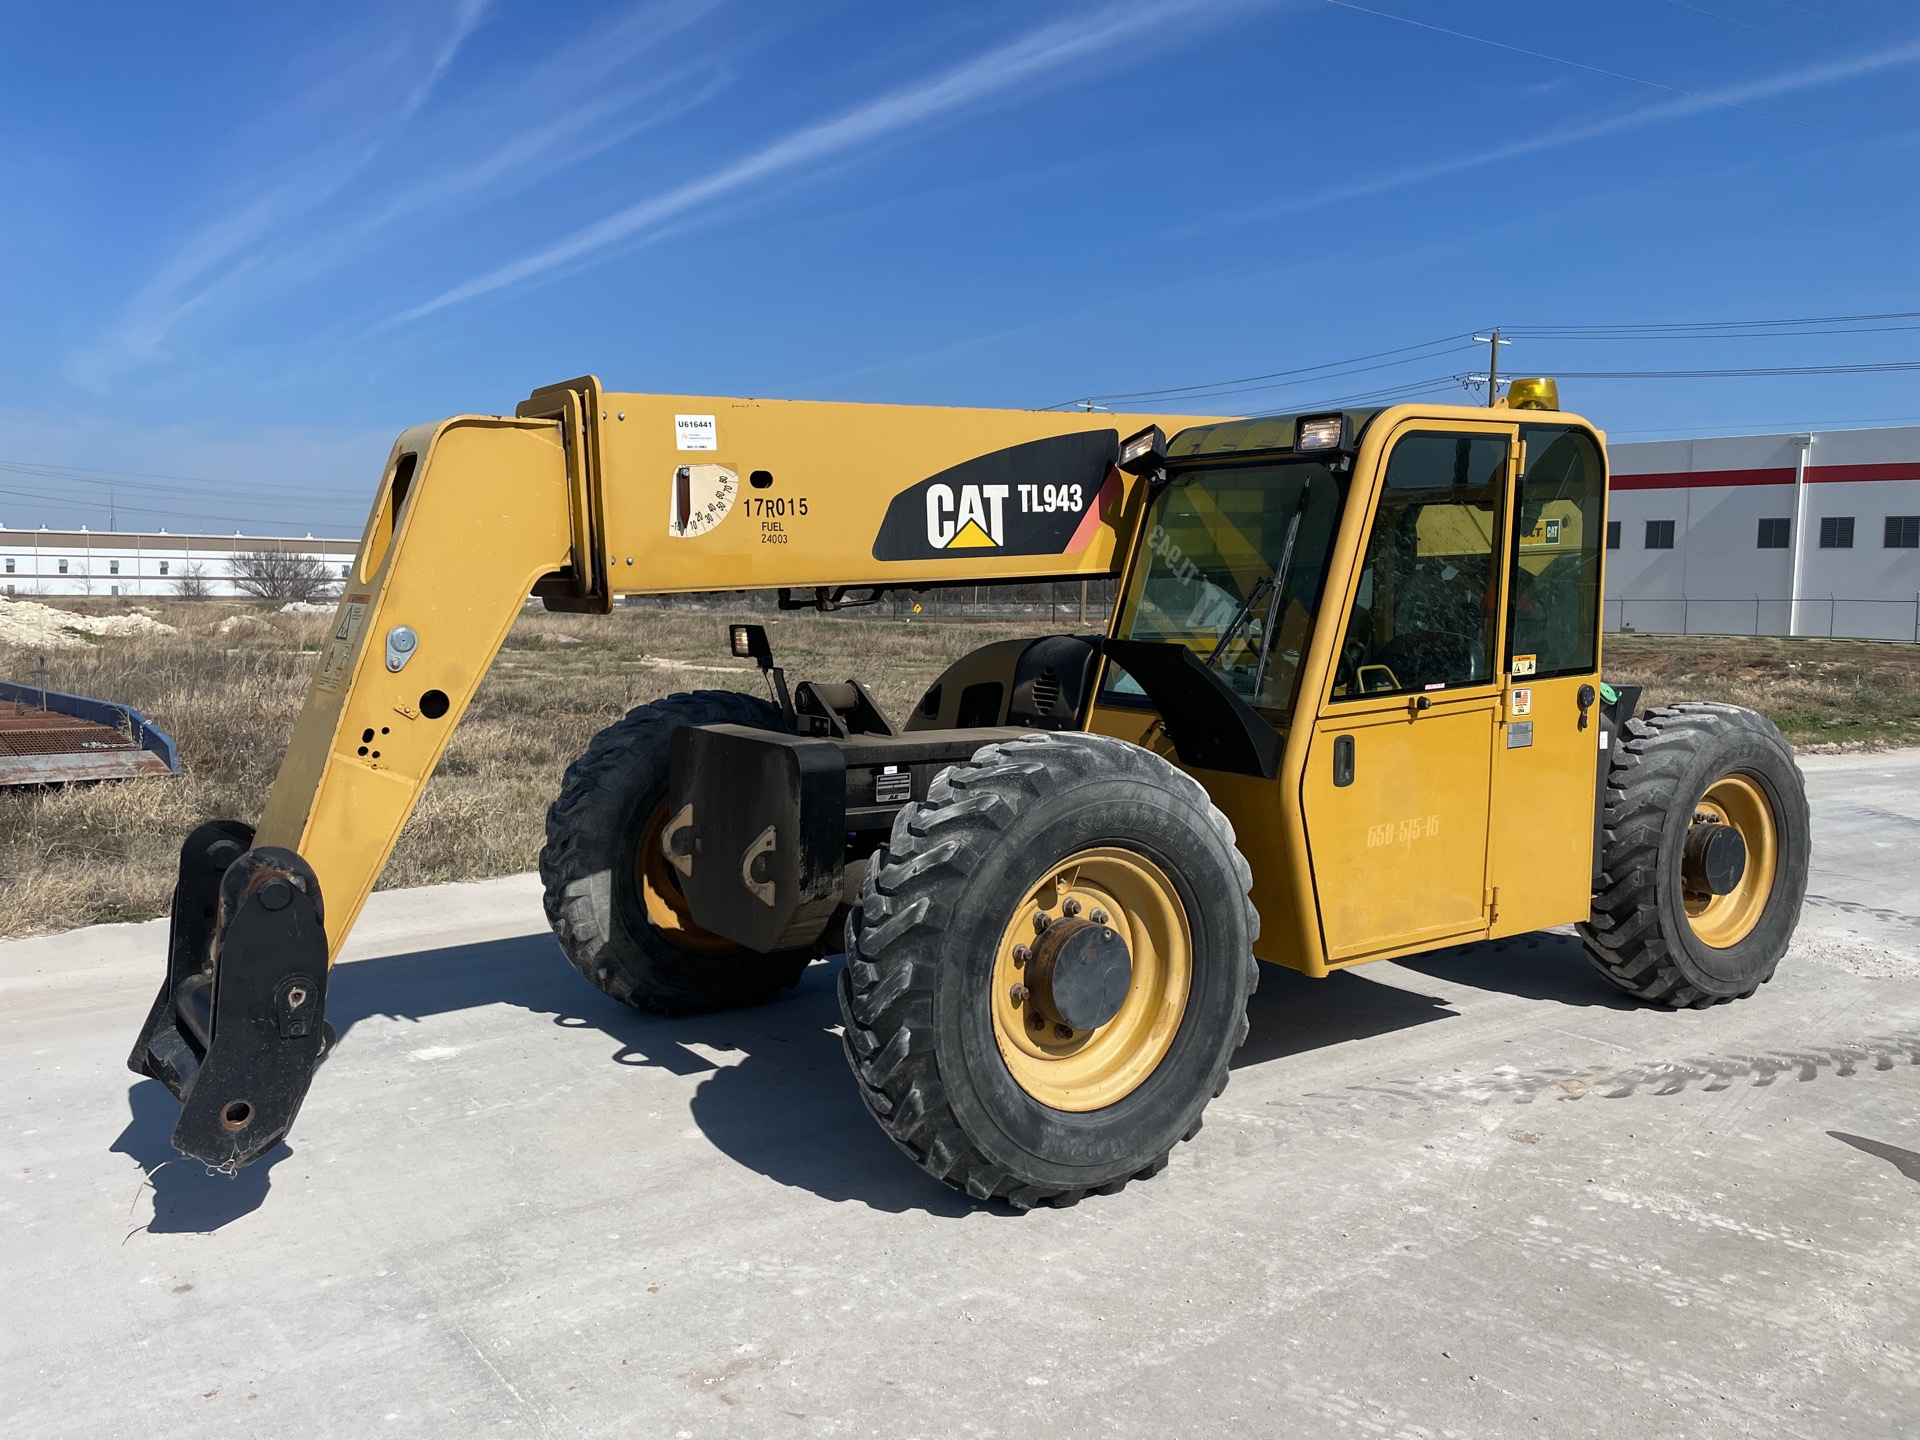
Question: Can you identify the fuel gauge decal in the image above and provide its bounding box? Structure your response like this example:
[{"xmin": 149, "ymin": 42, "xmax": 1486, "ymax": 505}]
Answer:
[{"xmin": 670, "ymin": 464, "xmax": 738, "ymax": 537}]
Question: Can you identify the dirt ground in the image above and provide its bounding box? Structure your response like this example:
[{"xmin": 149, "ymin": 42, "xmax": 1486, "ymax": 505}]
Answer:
[
  {"xmin": 2, "ymin": 596, "xmax": 1915, "ymax": 936},
  {"xmin": 1602, "ymin": 632, "xmax": 1920, "ymax": 749}
]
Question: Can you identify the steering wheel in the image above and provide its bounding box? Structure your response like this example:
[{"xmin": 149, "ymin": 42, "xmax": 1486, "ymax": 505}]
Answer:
[{"xmin": 1373, "ymin": 629, "xmax": 1481, "ymax": 688}]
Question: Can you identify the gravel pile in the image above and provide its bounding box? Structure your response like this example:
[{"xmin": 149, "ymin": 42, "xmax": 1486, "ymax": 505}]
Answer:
[{"xmin": 0, "ymin": 597, "xmax": 177, "ymax": 650}]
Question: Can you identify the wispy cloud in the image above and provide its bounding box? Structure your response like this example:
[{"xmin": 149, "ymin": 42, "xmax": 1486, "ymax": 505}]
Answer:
[
  {"xmin": 784, "ymin": 40, "xmax": 1920, "ymax": 403},
  {"xmin": 1183, "ymin": 37, "xmax": 1920, "ymax": 236},
  {"xmin": 65, "ymin": 0, "xmax": 735, "ymax": 393},
  {"xmin": 389, "ymin": 0, "xmax": 1240, "ymax": 324},
  {"xmin": 67, "ymin": 0, "xmax": 496, "ymax": 392}
]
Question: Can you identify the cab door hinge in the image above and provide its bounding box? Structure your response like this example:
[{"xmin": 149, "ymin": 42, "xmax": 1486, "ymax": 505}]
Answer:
[{"xmin": 1485, "ymin": 886, "xmax": 1500, "ymax": 923}]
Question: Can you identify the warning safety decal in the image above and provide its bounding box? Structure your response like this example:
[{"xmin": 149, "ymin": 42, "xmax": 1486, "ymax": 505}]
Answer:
[{"xmin": 871, "ymin": 430, "xmax": 1121, "ymax": 562}]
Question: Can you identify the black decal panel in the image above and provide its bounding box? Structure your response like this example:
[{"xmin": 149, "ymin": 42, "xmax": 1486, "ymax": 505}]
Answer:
[{"xmin": 872, "ymin": 431, "xmax": 1121, "ymax": 562}]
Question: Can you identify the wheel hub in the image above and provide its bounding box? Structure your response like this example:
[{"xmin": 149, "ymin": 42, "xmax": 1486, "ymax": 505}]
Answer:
[
  {"xmin": 990, "ymin": 848, "xmax": 1192, "ymax": 1112},
  {"xmin": 1022, "ymin": 915, "xmax": 1133, "ymax": 1032},
  {"xmin": 1683, "ymin": 821, "xmax": 1747, "ymax": 897}
]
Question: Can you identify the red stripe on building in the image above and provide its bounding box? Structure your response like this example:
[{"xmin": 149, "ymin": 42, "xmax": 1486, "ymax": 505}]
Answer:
[
  {"xmin": 1806, "ymin": 462, "xmax": 1920, "ymax": 484},
  {"xmin": 1609, "ymin": 467, "xmax": 1795, "ymax": 491}
]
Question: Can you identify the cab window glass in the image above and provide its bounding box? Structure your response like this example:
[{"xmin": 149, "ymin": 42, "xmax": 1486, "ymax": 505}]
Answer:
[
  {"xmin": 1334, "ymin": 432, "xmax": 1508, "ymax": 700},
  {"xmin": 1106, "ymin": 462, "xmax": 1345, "ymax": 720},
  {"xmin": 1508, "ymin": 426, "xmax": 1604, "ymax": 679}
]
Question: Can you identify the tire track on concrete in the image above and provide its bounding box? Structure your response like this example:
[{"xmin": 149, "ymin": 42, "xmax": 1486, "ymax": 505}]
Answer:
[{"xmin": 1311, "ymin": 1032, "xmax": 1920, "ymax": 1110}]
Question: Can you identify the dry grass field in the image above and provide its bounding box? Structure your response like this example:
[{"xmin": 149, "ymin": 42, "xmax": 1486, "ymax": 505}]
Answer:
[
  {"xmin": 2, "ymin": 597, "xmax": 1915, "ymax": 937},
  {"xmin": 0, "ymin": 599, "xmax": 1035, "ymax": 936},
  {"xmin": 1602, "ymin": 633, "xmax": 1920, "ymax": 749}
]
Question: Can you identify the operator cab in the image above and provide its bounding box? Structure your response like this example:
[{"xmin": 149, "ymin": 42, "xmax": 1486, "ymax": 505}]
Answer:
[
  {"xmin": 1099, "ymin": 388, "xmax": 1605, "ymax": 738},
  {"xmin": 1092, "ymin": 385, "xmax": 1613, "ymax": 968}
]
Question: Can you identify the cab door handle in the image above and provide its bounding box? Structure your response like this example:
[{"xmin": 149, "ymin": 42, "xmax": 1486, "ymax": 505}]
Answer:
[{"xmin": 1333, "ymin": 734, "xmax": 1355, "ymax": 787}]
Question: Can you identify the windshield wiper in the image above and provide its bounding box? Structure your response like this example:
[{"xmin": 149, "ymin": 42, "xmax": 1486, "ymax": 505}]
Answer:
[
  {"xmin": 1251, "ymin": 488, "xmax": 1311, "ymax": 696},
  {"xmin": 1204, "ymin": 573, "xmax": 1273, "ymax": 671}
]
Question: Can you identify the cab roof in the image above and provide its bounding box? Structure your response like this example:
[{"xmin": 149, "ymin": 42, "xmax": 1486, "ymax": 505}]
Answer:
[
  {"xmin": 1165, "ymin": 409, "xmax": 1385, "ymax": 460},
  {"xmin": 1164, "ymin": 400, "xmax": 1597, "ymax": 462}
]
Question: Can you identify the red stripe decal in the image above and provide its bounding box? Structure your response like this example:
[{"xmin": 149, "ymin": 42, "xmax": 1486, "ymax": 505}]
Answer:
[{"xmin": 1066, "ymin": 466, "xmax": 1120, "ymax": 553}]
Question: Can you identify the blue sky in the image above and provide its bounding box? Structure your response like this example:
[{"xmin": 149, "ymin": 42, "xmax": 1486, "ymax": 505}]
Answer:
[{"xmin": 2, "ymin": 0, "xmax": 1916, "ymax": 536}]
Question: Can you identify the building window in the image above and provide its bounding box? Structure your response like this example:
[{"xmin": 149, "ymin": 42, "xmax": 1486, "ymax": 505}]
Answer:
[
  {"xmin": 58, "ymin": 559, "xmax": 68, "ymax": 574},
  {"xmin": 109, "ymin": 559, "xmax": 120, "ymax": 575},
  {"xmin": 1757, "ymin": 518, "xmax": 1790, "ymax": 549},
  {"xmin": 1605, "ymin": 520, "xmax": 1620, "ymax": 550},
  {"xmin": 2, "ymin": 558, "xmax": 12, "ymax": 573},
  {"xmin": 1645, "ymin": 520, "xmax": 1675, "ymax": 550},
  {"xmin": 159, "ymin": 560, "xmax": 170, "ymax": 575},
  {"xmin": 340, "ymin": 564, "xmax": 350, "ymax": 578},
  {"xmin": 1886, "ymin": 516, "xmax": 1920, "ymax": 549},
  {"xmin": 1819, "ymin": 516, "xmax": 1854, "ymax": 549}
]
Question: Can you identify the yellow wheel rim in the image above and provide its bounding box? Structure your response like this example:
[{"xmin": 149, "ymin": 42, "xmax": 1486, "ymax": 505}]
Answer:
[
  {"xmin": 990, "ymin": 847, "xmax": 1192, "ymax": 1112},
  {"xmin": 1683, "ymin": 773, "xmax": 1778, "ymax": 949},
  {"xmin": 637, "ymin": 801, "xmax": 736, "ymax": 954}
]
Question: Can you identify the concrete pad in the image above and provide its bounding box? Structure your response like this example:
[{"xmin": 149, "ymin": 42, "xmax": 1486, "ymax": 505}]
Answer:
[{"xmin": 4, "ymin": 752, "xmax": 1918, "ymax": 1438}]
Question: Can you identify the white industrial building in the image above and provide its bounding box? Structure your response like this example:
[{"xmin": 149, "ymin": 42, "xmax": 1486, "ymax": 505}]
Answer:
[
  {"xmin": 1606, "ymin": 425, "xmax": 1920, "ymax": 642},
  {"xmin": 0, "ymin": 528, "xmax": 357, "ymax": 599}
]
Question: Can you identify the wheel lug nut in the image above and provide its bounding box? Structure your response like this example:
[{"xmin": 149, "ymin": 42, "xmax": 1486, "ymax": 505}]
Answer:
[
  {"xmin": 1033, "ymin": 912, "xmax": 1050, "ymax": 933},
  {"xmin": 1061, "ymin": 897, "xmax": 1082, "ymax": 917},
  {"xmin": 1009, "ymin": 983, "xmax": 1029, "ymax": 1005},
  {"xmin": 1029, "ymin": 1012, "xmax": 1045, "ymax": 1031},
  {"xmin": 1089, "ymin": 908, "xmax": 1109, "ymax": 925},
  {"xmin": 1012, "ymin": 944, "xmax": 1031, "ymax": 967},
  {"xmin": 1053, "ymin": 1023, "xmax": 1073, "ymax": 1040}
]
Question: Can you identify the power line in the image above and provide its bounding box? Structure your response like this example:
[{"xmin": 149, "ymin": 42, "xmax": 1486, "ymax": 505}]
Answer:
[
  {"xmin": 1323, "ymin": 1, "xmax": 1920, "ymax": 160},
  {"xmin": 1506, "ymin": 306, "xmax": 1920, "ymax": 335},
  {"xmin": 1509, "ymin": 323, "xmax": 1920, "ymax": 340},
  {"xmin": 1658, "ymin": 0, "xmax": 1907, "ymax": 78},
  {"xmin": 0, "ymin": 485, "xmax": 347, "ymax": 533},
  {"xmin": 1542, "ymin": 361, "xmax": 1920, "ymax": 379},
  {"xmin": 1760, "ymin": 0, "xmax": 1882, "ymax": 38},
  {"xmin": 1052, "ymin": 333, "xmax": 1481, "ymax": 409},
  {"xmin": 0, "ymin": 459, "xmax": 358, "ymax": 506}
]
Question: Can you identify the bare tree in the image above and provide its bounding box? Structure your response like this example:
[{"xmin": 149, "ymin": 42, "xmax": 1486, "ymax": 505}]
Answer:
[
  {"xmin": 173, "ymin": 561, "xmax": 213, "ymax": 600},
  {"xmin": 228, "ymin": 550, "xmax": 337, "ymax": 604}
]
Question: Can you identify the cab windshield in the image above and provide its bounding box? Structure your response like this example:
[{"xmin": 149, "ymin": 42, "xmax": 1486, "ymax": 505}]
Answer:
[{"xmin": 1104, "ymin": 460, "xmax": 1346, "ymax": 721}]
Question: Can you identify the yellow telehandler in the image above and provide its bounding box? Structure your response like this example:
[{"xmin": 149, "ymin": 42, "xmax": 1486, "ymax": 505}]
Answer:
[{"xmin": 130, "ymin": 375, "xmax": 1809, "ymax": 1207}]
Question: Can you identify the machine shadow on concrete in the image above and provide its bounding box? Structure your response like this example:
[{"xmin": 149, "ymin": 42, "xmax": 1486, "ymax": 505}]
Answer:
[
  {"xmin": 112, "ymin": 1081, "xmax": 294, "ymax": 1235},
  {"xmin": 309, "ymin": 931, "xmax": 1485, "ymax": 1215},
  {"xmin": 110, "ymin": 921, "xmax": 1632, "ymax": 1229},
  {"xmin": 1392, "ymin": 929, "xmax": 1638, "ymax": 1010}
]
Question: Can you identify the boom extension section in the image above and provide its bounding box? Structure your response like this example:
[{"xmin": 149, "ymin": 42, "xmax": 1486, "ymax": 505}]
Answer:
[{"xmin": 130, "ymin": 377, "xmax": 1205, "ymax": 1168}]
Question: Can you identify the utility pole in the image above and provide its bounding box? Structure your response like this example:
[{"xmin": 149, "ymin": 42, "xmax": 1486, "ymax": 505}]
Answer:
[{"xmin": 1472, "ymin": 329, "xmax": 1511, "ymax": 407}]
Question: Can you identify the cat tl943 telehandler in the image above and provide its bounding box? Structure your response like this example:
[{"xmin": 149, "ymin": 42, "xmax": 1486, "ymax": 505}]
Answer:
[{"xmin": 130, "ymin": 375, "xmax": 1809, "ymax": 1208}]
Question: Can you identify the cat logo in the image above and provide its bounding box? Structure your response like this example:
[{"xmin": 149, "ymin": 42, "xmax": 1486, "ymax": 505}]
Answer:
[
  {"xmin": 872, "ymin": 430, "xmax": 1119, "ymax": 563},
  {"xmin": 925, "ymin": 483, "xmax": 1008, "ymax": 549}
]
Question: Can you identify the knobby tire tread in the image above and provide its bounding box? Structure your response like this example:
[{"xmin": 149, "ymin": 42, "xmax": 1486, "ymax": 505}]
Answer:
[
  {"xmin": 540, "ymin": 690, "xmax": 810, "ymax": 1015},
  {"xmin": 839, "ymin": 731, "xmax": 1258, "ymax": 1209}
]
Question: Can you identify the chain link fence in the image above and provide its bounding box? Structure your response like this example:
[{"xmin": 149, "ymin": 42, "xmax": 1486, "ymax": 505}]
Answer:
[
  {"xmin": 623, "ymin": 579, "xmax": 1118, "ymax": 625},
  {"xmin": 1606, "ymin": 595, "xmax": 1920, "ymax": 643}
]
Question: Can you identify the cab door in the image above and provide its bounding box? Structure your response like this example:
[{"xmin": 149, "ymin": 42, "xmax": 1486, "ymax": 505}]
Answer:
[
  {"xmin": 1301, "ymin": 419, "xmax": 1517, "ymax": 962},
  {"xmin": 1486, "ymin": 424, "xmax": 1609, "ymax": 935}
]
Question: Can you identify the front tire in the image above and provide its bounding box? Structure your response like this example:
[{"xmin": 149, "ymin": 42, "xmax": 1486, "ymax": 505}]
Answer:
[
  {"xmin": 1581, "ymin": 702, "xmax": 1809, "ymax": 1008},
  {"xmin": 840, "ymin": 732, "xmax": 1258, "ymax": 1208},
  {"xmin": 540, "ymin": 691, "xmax": 812, "ymax": 1015}
]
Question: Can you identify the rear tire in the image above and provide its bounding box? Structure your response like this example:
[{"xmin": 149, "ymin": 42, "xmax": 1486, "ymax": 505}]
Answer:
[
  {"xmin": 540, "ymin": 691, "xmax": 812, "ymax": 1015},
  {"xmin": 1580, "ymin": 702, "xmax": 1809, "ymax": 1008},
  {"xmin": 840, "ymin": 732, "xmax": 1258, "ymax": 1208}
]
